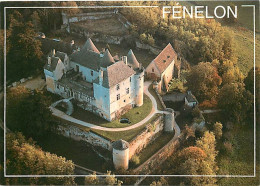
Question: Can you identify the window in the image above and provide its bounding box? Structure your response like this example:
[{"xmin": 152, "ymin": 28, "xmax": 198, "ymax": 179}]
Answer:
[
  {"xmin": 116, "ymin": 84, "xmax": 120, "ymax": 90},
  {"xmin": 57, "ymin": 84, "xmax": 60, "ymax": 89},
  {"xmin": 126, "ymin": 88, "xmax": 129, "ymax": 94},
  {"xmin": 152, "ymin": 68, "xmax": 154, "ymax": 72},
  {"xmin": 117, "ymin": 94, "xmax": 120, "ymax": 100},
  {"xmin": 130, "ymin": 77, "xmax": 131, "ymax": 82},
  {"xmin": 91, "ymin": 70, "xmax": 94, "ymax": 76}
]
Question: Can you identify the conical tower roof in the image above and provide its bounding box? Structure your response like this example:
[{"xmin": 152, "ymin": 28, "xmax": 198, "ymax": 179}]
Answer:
[
  {"xmin": 82, "ymin": 38, "xmax": 99, "ymax": 53},
  {"xmin": 100, "ymin": 49, "xmax": 115, "ymax": 68},
  {"xmin": 127, "ymin": 49, "xmax": 139, "ymax": 69}
]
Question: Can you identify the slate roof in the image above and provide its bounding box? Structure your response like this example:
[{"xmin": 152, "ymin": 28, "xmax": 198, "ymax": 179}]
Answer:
[
  {"xmin": 70, "ymin": 49, "xmax": 101, "ymax": 71},
  {"xmin": 100, "ymin": 49, "xmax": 115, "ymax": 68},
  {"xmin": 152, "ymin": 43, "xmax": 177, "ymax": 74},
  {"xmin": 186, "ymin": 92, "xmax": 198, "ymax": 103},
  {"xmin": 82, "ymin": 38, "xmax": 100, "ymax": 53},
  {"xmin": 44, "ymin": 57, "xmax": 60, "ymax": 72},
  {"xmin": 127, "ymin": 49, "xmax": 139, "ymax": 69},
  {"xmin": 55, "ymin": 51, "xmax": 67, "ymax": 62},
  {"xmin": 112, "ymin": 139, "xmax": 129, "ymax": 150},
  {"xmin": 94, "ymin": 61, "xmax": 135, "ymax": 88}
]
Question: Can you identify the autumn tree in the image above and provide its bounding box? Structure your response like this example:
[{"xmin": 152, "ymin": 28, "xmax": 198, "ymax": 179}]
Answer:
[
  {"xmin": 5, "ymin": 132, "xmax": 75, "ymax": 185},
  {"xmin": 186, "ymin": 62, "xmax": 222, "ymax": 102},
  {"xmin": 218, "ymin": 82, "xmax": 253, "ymax": 122},
  {"xmin": 244, "ymin": 66, "xmax": 260, "ymax": 102},
  {"xmin": 85, "ymin": 171, "xmax": 123, "ymax": 185},
  {"xmin": 213, "ymin": 122, "xmax": 223, "ymax": 140},
  {"xmin": 173, "ymin": 146, "xmax": 217, "ymax": 185}
]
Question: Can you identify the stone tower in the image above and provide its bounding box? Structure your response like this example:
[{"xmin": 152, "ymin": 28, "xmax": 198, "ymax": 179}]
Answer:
[
  {"xmin": 112, "ymin": 139, "xmax": 129, "ymax": 170},
  {"xmin": 164, "ymin": 108, "xmax": 175, "ymax": 132}
]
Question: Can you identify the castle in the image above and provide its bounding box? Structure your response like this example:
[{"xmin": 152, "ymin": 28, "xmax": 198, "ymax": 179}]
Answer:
[{"xmin": 44, "ymin": 38, "xmax": 144, "ymax": 121}]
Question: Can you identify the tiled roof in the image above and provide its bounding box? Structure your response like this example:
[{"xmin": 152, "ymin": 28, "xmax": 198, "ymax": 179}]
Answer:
[
  {"xmin": 127, "ymin": 49, "xmax": 139, "ymax": 69},
  {"xmin": 152, "ymin": 43, "xmax": 177, "ymax": 74},
  {"xmin": 94, "ymin": 61, "xmax": 135, "ymax": 88}
]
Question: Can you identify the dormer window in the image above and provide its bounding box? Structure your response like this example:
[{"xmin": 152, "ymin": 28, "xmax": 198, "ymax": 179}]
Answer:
[
  {"xmin": 163, "ymin": 60, "xmax": 166, "ymax": 63},
  {"xmin": 167, "ymin": 56, "xmax": 170, "ymax": 58},
  {"xmin": 116, "ymin": 84, "xmax": 120, "ymax": 90}
]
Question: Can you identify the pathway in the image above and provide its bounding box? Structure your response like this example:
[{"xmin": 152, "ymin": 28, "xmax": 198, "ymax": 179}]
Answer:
[{"xmin": 50, "ymin": 81, "xmax": 179, "ymax": 132}]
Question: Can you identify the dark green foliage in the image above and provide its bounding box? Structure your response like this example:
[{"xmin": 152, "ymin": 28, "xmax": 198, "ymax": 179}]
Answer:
[
  {"xmin": 7, "ymin": 11, "xmax": 43, "ymax": 81},
  {"xmin": 6, "ymin": 86, "xmax": 56, "ymax": 137},
  {"xmin": 5, "ymin": 132, "xmax": 75, "ymax": 185},
  {"xmin": 218, "ymin": 82, "xmax": 253, "ymax": 123}
]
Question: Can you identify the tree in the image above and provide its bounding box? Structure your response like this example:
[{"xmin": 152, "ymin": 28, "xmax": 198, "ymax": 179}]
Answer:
[
  {"xmin": 6, "ymin": 86, "xmax": 56, "ymax": 137},
  {"xmin": 244, "ymin": 66, "xmax": 260, "ymax": 96},
  {"xmin": 173, "ymin": 146, "xmax": 217, "ymax": 185},
  {"xmin": 196, "ymin": 131, "xmax": 218, "ymax": 171},
  {"xmin": 186, "ymin": 62, "xmax": 222, "ymax": 101},
  {"xmin": 213, "ymin": 122, "xmax": 223, "ymax": 140},
  {"xmin": 85, "ymin": 171, "xmax": 123, "ymax": 185},
  {"xmin": 218, "ymin": 82, "xmax": 253, "ymax": 122},
  {"xmin": 5, "ymin": 132, "xmax": 75, "ymax": 185},
  {"xmin": 7, "ymin": 12, "xmax": 43, "ymax": 81}
]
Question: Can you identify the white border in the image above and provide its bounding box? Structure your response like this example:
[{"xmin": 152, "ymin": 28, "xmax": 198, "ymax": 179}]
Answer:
[{"xmin": 3, "ymin": 2, "xmax": 257, "ymax": 178}]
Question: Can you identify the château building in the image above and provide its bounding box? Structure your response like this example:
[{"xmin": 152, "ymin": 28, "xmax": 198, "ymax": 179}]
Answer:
[{"xmin": 44, "ymin": 38, "xmax": 144, "ymax": 121}]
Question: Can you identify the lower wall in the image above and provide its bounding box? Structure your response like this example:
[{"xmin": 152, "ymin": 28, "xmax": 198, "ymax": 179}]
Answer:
[
  {"xmin": 134, "ymin": 133, "xmax": 185, "ymax": 174},
  {"xmin": 128, "ymin": 115, "xmax": 164, "ymax": 159},
  {"xmin": 57, "ymin": 124, "xmax": 113, "ymax": 151}
]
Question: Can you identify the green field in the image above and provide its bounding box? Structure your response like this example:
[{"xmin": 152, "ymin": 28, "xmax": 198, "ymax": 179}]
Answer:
[{"xmin": 71, "ymin": 94, "xmax": 152, "ymax": 128}]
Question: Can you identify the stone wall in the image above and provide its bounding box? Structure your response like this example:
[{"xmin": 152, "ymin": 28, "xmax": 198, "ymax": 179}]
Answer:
[
  {"xmin": 128, "ymin": 115, "xmax": 164, "ymax": 159},
  {"xmin": 57, "ymin": 124, "xmax": 113, "ymax": 151},
  {"xmin": 135, "ymin": 41, "xmax": 162, "ymax": 55},
  {"xmin": 134, "ymin": 133, "xmax": 185, "ymax": 174}
]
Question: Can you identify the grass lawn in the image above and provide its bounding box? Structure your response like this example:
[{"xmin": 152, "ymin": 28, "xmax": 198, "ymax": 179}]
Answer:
[
  {"xmin": 133, "ymin": 132, "xmax": 174, "ymax": 167},
  {"xmin": 148, "ymin": 84, "xmax": 164, "ymax": 111},
  {"xmin": 61, "ymin": 113, "xmax": 162, "ymax": 142},
  {"xmin": 71, "ymin": 94, "xmax": 152, "ymax": 128}
]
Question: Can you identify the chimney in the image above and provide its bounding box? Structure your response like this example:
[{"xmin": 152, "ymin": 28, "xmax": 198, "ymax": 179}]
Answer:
[
  {"xmin": 48, "ymin": 56, "xmax": 51, "ymax": 66},
  {"xmin": 99, "ymin": 70, "xmax": 103, "ymax": 85},
  {"xmin": 52, "ymin": 49, "xmax": 56, "ymax": 56},
  {"xmin": 121, "ymin": 56, "xmax": 127, "ymax": 65}
]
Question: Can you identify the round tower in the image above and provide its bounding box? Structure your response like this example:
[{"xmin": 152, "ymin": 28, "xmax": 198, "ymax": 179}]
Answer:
[
  {"xmin": 164, "ymin": 108, "xmax": 175, "ymax": 132},
  {"xmin": 134, "ymin": 68, "xmax": 144, "ymax": 107},
  {"xmin": 112, "ymin": 139, "xmax": 129, "ymax": 170}
]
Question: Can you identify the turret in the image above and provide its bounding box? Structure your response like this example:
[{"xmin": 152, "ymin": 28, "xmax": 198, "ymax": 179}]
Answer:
[
  {"xmin": 112, "ymin": 139, "xmax": 129, "ymax": 170},
  {"xmin": 164, "ymin": 108, "xmax": 175, "ymax": 132}
]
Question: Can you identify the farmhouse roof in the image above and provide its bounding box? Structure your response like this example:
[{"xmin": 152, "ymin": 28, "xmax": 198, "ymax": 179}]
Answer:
[
  {"xmin": 152, "ymin": 43, "xmax": 177, "ymax": 74},
  {"xmin": 127, "ymin": 49, "xmax": 139, "ymax": 69},
  {"xmin": 82, "ymin": 38, "xmax": 100, "ymax": 53},
  {"xmin": 100, "ymin": 49, "xmax": 115, "ymax": 68},
  {"xmin": 112, "ymin": 139, "xmax": 129, "ymax": 150}
]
